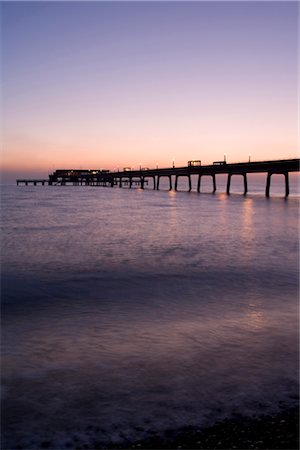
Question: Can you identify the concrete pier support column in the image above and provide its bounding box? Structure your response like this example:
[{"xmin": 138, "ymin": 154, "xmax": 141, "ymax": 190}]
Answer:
[
  {"xmin": 188, "ymin": 175, "xmax": 192, "ymax": 192},
  {"xmin": 226, "ymin": 174, "xmax": 232, "ymax": 195},
  {"xmin": 129, "ymin": 177, "xmax": 132, "ymax": 188},
  {"xmin": 285, "ymin": 172, "xmax": 289, "ymax": 197},
  {"xmin": 140, "ymin": 177, "xmax": 144, "ymax": 189},
  {"xmin": 197, "ymin": 175, "xmax": 201, "ymax": 193},
  {"xmin": 153, "ymin": 176, "xmax": 156, "ymax": 190},
  {"xmin": 243, "ymin": 173, "xmax": 248, "ymax": 195},
  {"xmin": 169, "ymin": 175, "xmax": 172, "ymax": 190},
  {"xmin": 119, "ymin": 177, "xmax": 122, "ymax": 187},
  {"xmin": 110, "ymin": 178, "xmax": 114, "ymax": 187},
  {"xmin": 175, "ymin": 175, "xmax": 178, "ymax": 191},
  {"xmin": 156, "ymin": 176, "xmax": 160, "ymax": 190},
  {"xmin": 212, "ymin": 174, "xmax": 216, "ymax": 193},
  {"xmin": 266, "ymin": 172, "xmax": 272, "ymax": 197}
]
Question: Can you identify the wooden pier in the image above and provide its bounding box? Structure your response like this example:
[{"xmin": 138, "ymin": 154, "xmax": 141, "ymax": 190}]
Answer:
[{"xmin": 17, "ymin": 158, "xmax": 300, "ymax": 197}]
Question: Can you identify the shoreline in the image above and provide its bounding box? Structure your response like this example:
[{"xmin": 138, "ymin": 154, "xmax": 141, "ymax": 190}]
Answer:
[
  {"xmin": 8, "ymin": 406, "xmax": 299, "ymax": 449},
  {"xmin": 103, "ymin": 406, "xmax": 299, "ymax": 450}
]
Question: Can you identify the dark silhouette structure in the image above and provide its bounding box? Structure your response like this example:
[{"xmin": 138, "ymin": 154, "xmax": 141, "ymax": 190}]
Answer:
[
  {"xmin": 16, "ymin": 179, "xmax": 48, "ymax": 186},
  {"xmin": 17, "ymin": 158, "xmax": 300, "ymax": 197}
]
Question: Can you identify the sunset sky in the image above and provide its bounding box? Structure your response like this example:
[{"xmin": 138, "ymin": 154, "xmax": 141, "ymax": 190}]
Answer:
[{"xmin": 1, "ymin": 1, "xmax": 299, "ymax": 182}]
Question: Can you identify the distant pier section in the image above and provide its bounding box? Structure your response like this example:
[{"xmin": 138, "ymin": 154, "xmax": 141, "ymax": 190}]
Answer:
[
  {"xmin": 16, "ymin": 179, "xmax": 48, "ymax": 186},
  {"xmin": 17, "ymin": 158, "xmax": 300, "ymax": 197}
]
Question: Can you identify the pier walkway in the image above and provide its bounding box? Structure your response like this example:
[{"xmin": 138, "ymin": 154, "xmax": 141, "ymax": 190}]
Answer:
[{"xmin": 17, "ymin": 158, "xmax": 300, "ymax": 197}]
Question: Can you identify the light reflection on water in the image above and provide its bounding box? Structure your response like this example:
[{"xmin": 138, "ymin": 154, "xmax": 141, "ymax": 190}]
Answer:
[{"xmin": 1, "ymin": 183, "xmax": 299, "ymax": 448}]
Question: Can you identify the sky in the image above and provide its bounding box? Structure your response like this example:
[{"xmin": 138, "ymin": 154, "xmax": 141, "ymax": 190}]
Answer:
[{"xmin": 1, "ymin": 1, "xmax": 299, "ymax": 182}]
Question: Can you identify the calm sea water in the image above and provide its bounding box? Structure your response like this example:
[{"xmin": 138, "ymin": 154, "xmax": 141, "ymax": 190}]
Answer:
[{"xmin": 1, "ymin": 174, "xmax": 299, "ymax": 449}]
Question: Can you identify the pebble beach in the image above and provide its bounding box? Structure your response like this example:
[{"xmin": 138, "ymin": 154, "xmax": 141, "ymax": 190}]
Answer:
[{"xmin": 103, "ymin": 407, "xmax": 299, "ymax": 450}]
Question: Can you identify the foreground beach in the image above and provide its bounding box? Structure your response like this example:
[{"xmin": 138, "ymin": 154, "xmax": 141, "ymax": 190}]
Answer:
[
  {"xmin": 103, "ymin": 407, "xmax": 299, "ymax": 450},
  {"xmin": 14, "ymin": 406, "xmax": 298, "ymax": 449}
]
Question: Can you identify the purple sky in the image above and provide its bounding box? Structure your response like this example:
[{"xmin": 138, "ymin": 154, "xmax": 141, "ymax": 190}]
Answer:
[{"xmin": 2, "ymin": 1, "xmax": 299, "ymax": 182}]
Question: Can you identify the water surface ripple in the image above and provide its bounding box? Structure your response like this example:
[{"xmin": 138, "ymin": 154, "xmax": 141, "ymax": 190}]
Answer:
[{"xmin": 1, "ymin": 183, "xmax": 299, "ymax": 448}]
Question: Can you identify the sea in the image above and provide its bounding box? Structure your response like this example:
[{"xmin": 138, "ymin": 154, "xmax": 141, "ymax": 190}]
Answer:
[{"xmin": 1, "ymin": 173, "xmax": 299, "ymax": 449}]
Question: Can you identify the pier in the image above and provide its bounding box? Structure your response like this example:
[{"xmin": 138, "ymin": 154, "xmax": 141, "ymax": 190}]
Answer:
[
  {"xmin": 17, "ymin": 158, "xmax": 300, "ymax": 197},
  {"xmin": 16, "ymin": 179, "xmax": 48, "ymax": 186}
]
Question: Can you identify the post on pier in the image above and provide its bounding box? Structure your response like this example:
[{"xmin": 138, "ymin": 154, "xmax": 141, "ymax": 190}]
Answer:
[
  {"xmin": 156, "ymin": 176, "xmax": 160, "ymax": 190},
  {"xmin": 129, "ymin": 177, "xmax": 133, "ymax": 189},
  {"xmin": 212, "ymin": 174, "xmax": 216, "ymax": 193},
  {"xmin": 197, "ymin": 175, "xmax": 201, "ymax": 193},
  {"xmin": 119, "ymin": 177, "xmax": 122, "ymax": 188},
  {"xmin": 188, "ymin": 175, "xmax": 192, "ymax": 192},
  {"xmin": 175, "ymin": 175, "xmax": 178, "ymax": 191},
  {"xmin": 140, "ymin": 177, "xmax": 144, "ymax": 189},
  {"xmin": 266, "ymin": 172, "xmax": 272, "ymax": 197},
  {"xmin": 226, "ymin": 174, "xmax": 232, "ymax": 195},
  {"xmin": 285, "ymin": 172, "xmax": 289, "ymax": 197},
  {"xmin": 168, "ymin": 175, "xmax": 172, "ymax": 190},
  {"xmin": 153, "ymin": 176, "xmax": 156, "ymax": 190},
  {"xmin": 243, "ymin": 173, "xmax": 248, "ymax": 195}
]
